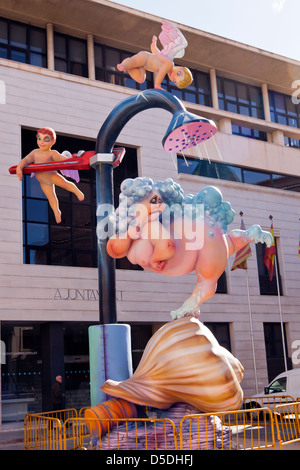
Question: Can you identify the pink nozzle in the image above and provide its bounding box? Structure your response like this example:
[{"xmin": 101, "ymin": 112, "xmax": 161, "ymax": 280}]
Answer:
[{"xmin": 163, "ymin": 121, "xmax": 217, "ymax": 153}]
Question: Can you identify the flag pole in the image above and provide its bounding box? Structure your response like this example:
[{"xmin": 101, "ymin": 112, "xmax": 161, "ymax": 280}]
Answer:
[
  {"xmin": 245, "ymin": 267, "xmax": 259, "ymax": 393},
  {"xmin": 239, "ymin": 212, "xmax": 259, "ymax": 393},
  {"xmin": 269, "ymin": 215, "xmax": 288, "ymax": 372}
]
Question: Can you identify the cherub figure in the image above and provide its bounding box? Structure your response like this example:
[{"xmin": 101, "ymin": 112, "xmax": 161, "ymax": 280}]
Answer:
[
  {"xmin": 117, "ymin": 20, "xmax": 193, "ymax": 90},
  {"xmin": 16, "ymin": 127, "xmax": 84, "ymax": 223}
]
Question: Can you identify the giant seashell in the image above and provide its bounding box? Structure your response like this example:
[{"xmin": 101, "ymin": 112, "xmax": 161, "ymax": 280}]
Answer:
[{"xmin": 101, "ymin": 316, "xmax": 244, "ymax": 413}]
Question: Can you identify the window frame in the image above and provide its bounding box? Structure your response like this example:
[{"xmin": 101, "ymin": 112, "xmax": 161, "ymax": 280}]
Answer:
[
  {"xmin": 177, "ymin": 155, "xmax": 300, "ymax": 193},
  {"xmin": 0, "ymin": 17, "xmax": 47, "ymax": 67},
  {"xmin": 94, "ymin": 43, "xmax": 153, "ymax": 90},
  {"xmin": 255, "ymin": 239, "xmax": 283, "ymax": 296},
  {"xmin": 269, "ymin": 90, "xmax": 300, "ymax": 148},
  {"xmin": 217, "ymin": 76, "xmax": 266, "ymax": 141},
  {"xmin": 54, "ymin": 32, "xmax": 88, "ymax": 77}
]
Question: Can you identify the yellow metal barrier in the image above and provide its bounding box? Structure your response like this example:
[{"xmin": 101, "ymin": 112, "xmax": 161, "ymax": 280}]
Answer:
[
  {"xmin": 28, "ymin": 404, "xmax": 300, "ymax": 450},
  {"xmin": 273, "ymin": 402, "xmax": 300, "ymax": 450},
  {"xmin": 24, "ymin": 408, "xmax": 77, "ymax": 450},
  {"xmin": 179, "ymin": 408, "xmax": 276, "ymax": 450},
  {"xmin": 64, "ymin": 417, "xmax": 178, "ymax": 450},
  {"xmin": 243, "ymin": 395, "xmax": 295, "ymax": 415}
]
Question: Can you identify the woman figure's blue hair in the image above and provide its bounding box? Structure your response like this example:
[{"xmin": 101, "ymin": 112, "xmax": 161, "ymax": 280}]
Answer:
[{"xmin": 111, "ymin": 177, "xmax": 235, "ymax": 234}]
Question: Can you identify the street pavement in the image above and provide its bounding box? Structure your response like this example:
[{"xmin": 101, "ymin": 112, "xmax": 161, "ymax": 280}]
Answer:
[{"xmin": 0, "ymin": 423, "xmax": 24, "ymax": 450}]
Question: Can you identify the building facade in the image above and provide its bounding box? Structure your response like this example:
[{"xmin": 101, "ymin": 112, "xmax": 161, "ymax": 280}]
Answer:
[{"xmin": 0, "ymin": 0, "xmax": 300, "ymax": 423}]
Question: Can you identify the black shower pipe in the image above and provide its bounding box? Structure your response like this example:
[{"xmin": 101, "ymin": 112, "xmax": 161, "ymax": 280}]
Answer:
[{"xmin": 94, "ymin": 89, "xmax": 194, "ymax": 325}]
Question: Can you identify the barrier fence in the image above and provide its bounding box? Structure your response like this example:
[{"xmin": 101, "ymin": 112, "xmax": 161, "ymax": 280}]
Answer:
[
  {"xmin": 65, "ymin": 417, "xmax": 178, "ymax": 450},
  {"xmin": 23, "ymin": 397, "xmax": 300, "ymax": 451},
  {"xmin": 243, "ymin": 395, "xmax": 295, "ymax": 413},
  {"xmin": 273, "ymin": 402, "xmax": 300, "ymax": 450},
  {"xmin": 24, "ymin": 406, "xmax": 280, "ymax": 451},
  {"xmin": 24, "ymin": 408, "xmax": 77, "ymax": 450},
  {"xmin": 179, "ymin": 408, "xmax": 276, "ymax": 450}
]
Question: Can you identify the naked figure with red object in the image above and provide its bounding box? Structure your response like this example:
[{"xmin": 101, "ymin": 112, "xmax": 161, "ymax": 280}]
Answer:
[
  {"xmin": 117, "ymin": 20, "xmax": 193, "ymax": 90},
  {"xmin": 14, "ymin": 127, "xmax": 84, "ymax": 223}
]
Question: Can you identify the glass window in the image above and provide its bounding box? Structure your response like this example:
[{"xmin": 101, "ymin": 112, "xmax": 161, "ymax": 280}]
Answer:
[
  {"xmin": 177, "ymin": 155, "xmax": 300, "ymax": 192},
  {"xmin": 273, "ymin": 92, "xmax": 286, "ymax": 113},
  {"xmin": 0, "ymin": 46, "xmax": 7, "ymax": 58},
  {"xmin": 30, "ymin": 29, "xmax": 46, "ymax": 53},
  {"xmin": 11, "ymin": 49, "xmax": 26, "ymax": 63},
  {"xmin": 105, "ymin": 47, "xmax": 120, "ymax": 70},
  {"xmin": 54, "ymin": 33, "xmax": 88, "ymax": 77},
  {"xmin": 21, "ymin": 129, "xmax": 139, "ymax": 269},
  {"xmin": 94, "ymin": 43, "xmax": 103, "ymax": 68},
  {"xmin": 243, "ymin": 169, "xmax": 271, "ymax": 186},
  {"xmin": 237, "ymin": 83, "xmax": 248, "ymax": 104},
  {"xmin": 10, "ymin": 23, "xmax": 26, "ymax": 49},
  {"xmin": 215, "ymin": 162, "xmax": 242, "ymax": 182},
  {"xmin": 256, "ymin": 241, "xmax": 282, "ymax": 296},
  {"xmin": 26, "ymin": 223, "xmax": 49, "ymax": 246},
  {"xmin": 268, "ymin": 377, "xmax": 287, "ymax": 393},
  {"xmin": 54, "ymin": 34, "xmax": 66, "ymax": 59},
  {"xmin": 130, "ymin": 324, "xmax": 153, "ymax": 371},
  {"xmin": 269, "ymin": 90, "xmax": 300, "ymax": 148},
  {"xmin": 1, "ymin": 323, "xmax": 42, "ymax": 419},
  {"xmin": 218, "ymin": 76, "xmax": 265, "ymax": 141},
  {"xmin": 232, "ymin": 123, "xmax": 267, "ymax": 141},
  {"xmin": 1, "ymin": 321, "xmax": 98, "ymax": 418},
  {"xmin": 64, "ymin": 323, "xmax": 92, "ymax": 409},
  {"xmin": 205, "ymin": 322, "xmax": 231, "ymax": 351},
  {"xmin": 224, "ymin": 80, "xmax": 236, "ymax": 101},
  {"xmin": 69, "ymin": 38, "xmax": 86, "ymax": 63},
  {"xmin": 0, "ymin": 19, "xmax": 8, "ymax": 44},
  {"xmin": 264, "ymin": 323, "xmax": 291, "ymax": 381},
  {"xmin": 0, "ymin": 18, "xmax": 47, "ymax": 67}
]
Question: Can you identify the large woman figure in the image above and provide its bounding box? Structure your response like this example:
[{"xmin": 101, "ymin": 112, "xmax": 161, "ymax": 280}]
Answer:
[{"xmin": 107, "ymin": 177, "xmax": 273, "ymax": 319}]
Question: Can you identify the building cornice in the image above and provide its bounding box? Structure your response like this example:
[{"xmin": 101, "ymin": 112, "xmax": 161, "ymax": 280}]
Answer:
[
  {"xmin": 2, "ymin": 58, "xmax": 300, "ymax": 143},
  {"xmin": 0, "ymin": 0, "xmax": 299, "ymax": 95}
]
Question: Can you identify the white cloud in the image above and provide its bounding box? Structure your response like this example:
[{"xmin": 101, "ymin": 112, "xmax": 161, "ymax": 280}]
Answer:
[{"xmin": 272, "ymin": 0, "xmax": 287, "ymax": 12}]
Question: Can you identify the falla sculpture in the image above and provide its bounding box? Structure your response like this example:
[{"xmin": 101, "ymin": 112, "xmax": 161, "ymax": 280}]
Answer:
[
  {"xmin": 6, "ymin": 18, "xmax": 274, "ymax": 444},
  {"xmin": 84, "ymin": 177, "xmax": 273, "ymax": 433},
  {"xmin": 84, "ymin": 16, "xmax": 274, "ymax": 431}
]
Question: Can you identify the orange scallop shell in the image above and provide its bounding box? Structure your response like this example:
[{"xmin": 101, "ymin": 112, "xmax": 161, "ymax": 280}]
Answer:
[{"xmin": 101, "ymin": 316, "xmax": 244, "ymax": 413}]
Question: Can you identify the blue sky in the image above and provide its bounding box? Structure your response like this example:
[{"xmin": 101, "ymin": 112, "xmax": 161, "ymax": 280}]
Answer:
[{"xmin": 110, "ymin": 0, "xmax": 299, "ymax": 61}]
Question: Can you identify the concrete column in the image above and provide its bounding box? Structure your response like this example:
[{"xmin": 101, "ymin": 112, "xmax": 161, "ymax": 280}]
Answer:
[
  {"xmin": 261, "ymin": 83, "xmax": 271, "ymax": 122},
  {"xmin": 210, "ymin": 69, "xmax": 219, "ymax": 109},
  {"xmin": 218, "ymin": 117, "xmax": 232, "ymax": 134},
  {"xmin": 87, "ymin": 34, "xmax": 95, "ymax": 80},
  {"xmin": 272, "ymin": 129, "xmax": 285, "ymax": 146},
  {"xmin": 46, "ymin": 23, "xmax": 55, "ymax": 71}
]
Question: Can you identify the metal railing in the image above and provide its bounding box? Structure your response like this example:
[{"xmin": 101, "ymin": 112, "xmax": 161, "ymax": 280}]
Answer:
[
  {"xmin": 64, "ymin": 417, "xmax": 178, "ymax": 450},
  {"xmin": 179, "ymin": 408, "xmax": 276, "ymax": 450},
  {"xmin": 23, "ymin": 397, "xmax": 300, "ymax": 451},
  {"xmin": 24, "ymin": 408, "xmax": 77, "ymax": 450},
  {"xmin": 273, "ymin": 402, "xmax": 300, "ymax": 450},
  {"xmin": 24, "ymin": 406, "xmax": 278, "ymax": 451},
  {"xmin": 243, "ymin": 395, "xmax": 295, "ymax": 412}
]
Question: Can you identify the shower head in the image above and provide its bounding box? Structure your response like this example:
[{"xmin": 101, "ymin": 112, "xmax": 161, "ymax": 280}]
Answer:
[{"xmin": 162, "ymin": 110, "xmax": 218, "ymax": 153}]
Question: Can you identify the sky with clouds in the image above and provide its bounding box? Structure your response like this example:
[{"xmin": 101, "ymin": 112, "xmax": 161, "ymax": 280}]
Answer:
[{"xmin": 110, "ymin": 0, "xmax": 299, "ymax": 61}]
